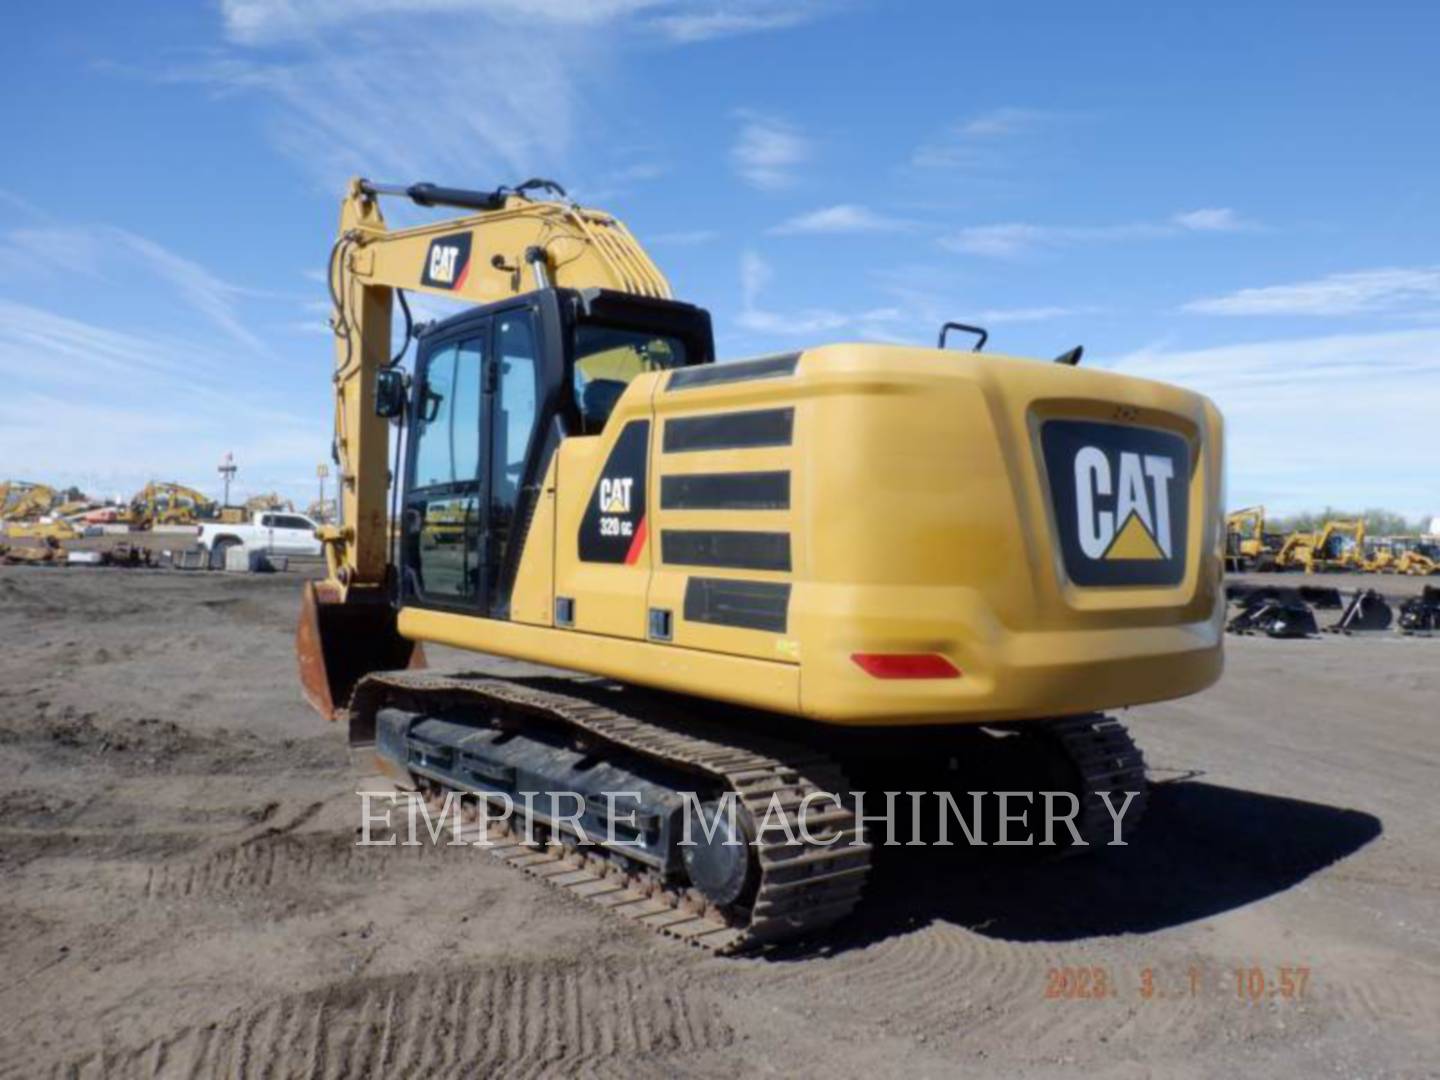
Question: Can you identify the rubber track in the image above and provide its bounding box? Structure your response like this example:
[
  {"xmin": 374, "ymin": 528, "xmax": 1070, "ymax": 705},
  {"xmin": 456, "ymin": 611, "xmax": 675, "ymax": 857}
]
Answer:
[{"xmin": 348, "ymin": 672, "xmax": 874, "ymax": 954}]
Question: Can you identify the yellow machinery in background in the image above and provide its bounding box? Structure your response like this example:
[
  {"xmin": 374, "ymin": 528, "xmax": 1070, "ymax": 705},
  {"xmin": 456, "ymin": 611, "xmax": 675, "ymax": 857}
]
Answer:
[
  {"xmin": 246, "ymin": 492, "xmax": 294, "ymax": 514},
  {"xmin": 1224, "ymin": 505, "xmax": 1282, "ymax": 571},
  {"xmin": 3, "ymin": 519, "xmax": 81, "ymax": 542},
  {"xmin": 1396, "ymin": 550, "xmax": 1439, "ymax": 576},
  {"xmin": 0, "ymin": 482, "xmax": 56, "ymax": 522},
  {"xmin": 218, "ymin": 492, "xmax": 295, "ymax": 524},
  {"xmin": 294, "ymin": 177, "xmax": 1225, "ymax": 951},
  {"xmin": 306, "ymin": 498, "xmax": 336, "ymax": 524},
  {"xmin": 1369, "ymin": 537, "xmax": 1439, "ymax": 575},
  {"xmin": 126, "ymin": 482, "xmax": 216, "ymax": 529},
  {"xmin": 0, "ymin": 482, "xmax": 81, "ymax": 542},
  {"xmin": 1275, "ymin": 519, "xmax": 1368, "ymax": 573}
]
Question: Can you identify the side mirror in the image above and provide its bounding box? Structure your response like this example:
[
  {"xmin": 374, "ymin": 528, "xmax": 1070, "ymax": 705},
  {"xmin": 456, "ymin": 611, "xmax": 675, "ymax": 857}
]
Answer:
[{"xmin": 375, "ymin": 368, "xmax": 407, "ymax": 418}]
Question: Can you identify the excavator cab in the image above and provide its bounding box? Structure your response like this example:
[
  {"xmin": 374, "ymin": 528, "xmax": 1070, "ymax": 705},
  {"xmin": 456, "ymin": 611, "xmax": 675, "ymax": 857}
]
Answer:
[
  {"xmin": 398, "ymin": 287, "xmax": 712, "ymax": 619},
  {"xmin": 301, "ymin": 285, "xmax": 715, "ymax": 717}
]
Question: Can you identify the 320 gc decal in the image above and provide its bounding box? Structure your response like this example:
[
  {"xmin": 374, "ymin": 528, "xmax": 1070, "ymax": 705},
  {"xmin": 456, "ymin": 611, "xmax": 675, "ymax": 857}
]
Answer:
[{"xmin": 579, "ymin": 420, "xmax": 649, "ymax": 564}]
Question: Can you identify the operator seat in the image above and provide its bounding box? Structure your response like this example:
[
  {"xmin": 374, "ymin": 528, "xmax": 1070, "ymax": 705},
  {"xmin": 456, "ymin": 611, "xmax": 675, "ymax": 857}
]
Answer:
[{"xmin": 579, "ymin": 378, "xmax": 629, "ymax": 434}]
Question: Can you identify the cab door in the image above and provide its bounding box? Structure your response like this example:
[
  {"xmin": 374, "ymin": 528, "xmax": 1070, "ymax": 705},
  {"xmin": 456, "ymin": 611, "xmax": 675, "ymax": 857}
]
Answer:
[
  {"xmin": 403, "ymin": 327, "xmax": 487, "ymax": 611},
  {"xmin": 399, "ymin": 301, "xmax": 552, "ymax": 620}
]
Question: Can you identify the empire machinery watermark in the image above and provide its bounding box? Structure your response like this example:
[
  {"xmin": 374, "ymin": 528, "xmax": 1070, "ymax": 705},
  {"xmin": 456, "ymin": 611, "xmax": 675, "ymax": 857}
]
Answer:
[{"xmin": 355, "ymin": 788, "xmax": 1142, "ymax": 849}]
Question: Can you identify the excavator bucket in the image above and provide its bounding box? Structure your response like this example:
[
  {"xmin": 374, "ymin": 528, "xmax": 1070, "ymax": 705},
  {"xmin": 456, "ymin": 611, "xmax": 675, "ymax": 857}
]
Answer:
[
  {"xmin": 1397, "ymin": 587, "xmax": 1440, "ymax": 635},
  {"xmin": 296, "ymin": 580, "xmax": 425, "ymax": 721},
  {"xmin": 1226, "ymin": 592, "xmax": 1317, "ymax": 638},
  {"xmin": 1298, "ymin": 585, "xmax": 1344, "ymax": 609},
  {"xmin": 1326, "ymin": 589, "xmax": 1393, "ymax": 634}
]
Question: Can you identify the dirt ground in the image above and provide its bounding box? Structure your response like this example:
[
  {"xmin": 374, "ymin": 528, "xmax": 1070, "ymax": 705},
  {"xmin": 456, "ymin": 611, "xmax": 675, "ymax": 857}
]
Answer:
[{"xmin": 1, "ymin": 565, "xmax": 1437, "ymax": 1078}]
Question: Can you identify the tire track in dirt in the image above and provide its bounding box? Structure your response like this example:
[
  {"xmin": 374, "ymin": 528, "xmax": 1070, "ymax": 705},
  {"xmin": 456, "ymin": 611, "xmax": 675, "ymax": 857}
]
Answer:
[
  {"xmin": 760, "ymin": 919, "xmax": 1047, "ymax": 1035},
  {"xmin": 31, "ymin": 958, "xmax": 734, "ymax": 1079},
  {"xmin": 976, "ymin": 954, "xmax": 1440, "ymax": 1056},
  {"xmin": 760, "ymin": 910, "xmax": 1440, "ymax": 1059},
  {"xmin": 1325, "ymin": 965, "xmax": 1440, "ymax": 1033},
  {"xmin": 140, "ymin": 830, "xmax": 459, "ymax": 899},
  {"xmin": 755, "ymin": 923, "xmax": 1303, "ymax": 1056}
]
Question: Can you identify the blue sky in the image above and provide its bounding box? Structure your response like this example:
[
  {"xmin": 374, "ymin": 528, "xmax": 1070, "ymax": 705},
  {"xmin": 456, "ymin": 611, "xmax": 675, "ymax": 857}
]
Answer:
[{"xmin": 1, "ymin": 0, "xmax": 1437, "ymax": 519}]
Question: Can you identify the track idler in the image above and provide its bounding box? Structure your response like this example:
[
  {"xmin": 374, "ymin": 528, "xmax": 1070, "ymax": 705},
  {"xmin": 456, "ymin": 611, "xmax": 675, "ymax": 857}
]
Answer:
[{"xmin": 296, "ymin": 580, "xmax": 425, "ymax": 722}]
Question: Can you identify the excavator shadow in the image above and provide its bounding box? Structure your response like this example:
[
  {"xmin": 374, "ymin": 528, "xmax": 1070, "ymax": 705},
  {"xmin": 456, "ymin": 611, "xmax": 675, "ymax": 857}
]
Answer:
[{"xmin": 784, "ymin": 781, "xmax": 1381, "ymax": 956}]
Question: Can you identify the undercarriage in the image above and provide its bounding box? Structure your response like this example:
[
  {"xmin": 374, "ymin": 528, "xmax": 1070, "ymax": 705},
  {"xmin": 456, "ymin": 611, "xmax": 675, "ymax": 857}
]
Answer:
[{"xmin": 347, "ymin": 672, "xmax": 1149, "ymax": 953}]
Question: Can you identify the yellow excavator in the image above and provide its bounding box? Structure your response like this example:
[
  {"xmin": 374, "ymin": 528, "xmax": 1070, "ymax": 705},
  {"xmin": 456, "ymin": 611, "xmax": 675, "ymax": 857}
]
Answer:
[
  {"xmin": 0, "ymin": 481, "xmax": 56, "ymax": 522},
  {"xmin": 296, "ymin": 178, "xmax": 1225, "ymax": 952},
  {"xmin": 1223, "ymin": 505, "xmax": 1283, "ymax": 572},
  {"xmin": 1369, "ymin": 538, "xmax": 1439, "ymax": 576},
  {"xmin": 0, "ymin": 482, "xmax": 82, "ymax": 542},
  {"xmin": 1397, "ymin": 549, "xmax": 1440, "ymax": 576},
  {"xmin": 126, "ymin": 481, "xmax": 216, "ymax": 528},
  {"xmin": 1275, "ymin": 519, "xmax": 1367, "ymax": 573}
]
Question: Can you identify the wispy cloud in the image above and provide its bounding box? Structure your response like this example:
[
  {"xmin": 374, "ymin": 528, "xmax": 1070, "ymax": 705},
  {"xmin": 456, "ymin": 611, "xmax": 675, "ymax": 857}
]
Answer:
[
  {"xmin": 912, "ymin": 106, "xmax": 1063, "ymax": 170},
  {"xmin": 654, "ymin": 4, "xmax": 819, "ymax": 42},
  {"xmin": 0, "ymin": 187, "xmax": 50, "ymax": 222},
  {"xmin": 974, "ymin": 305, "xmax": 1101, "ymax": 324},
  {"xmin": 1105, "ymin": 329, "xmax": 1440, "ymax": 516},
  {"xmin": 770, "ymin": 203, "xmax": 912, "ymax": 235},
  {"xmin": 1172, "ymin": 207, "xmax": 1254, "ymax": 233},
  {"xmin": 221, "ymin": 0, "xmax": 827, "ymax": 45},
  {"xmin": 735, "ymin": 249, "xmax": 901, "ymax": 337},
  {"xmin": 943, "ymin": 208, "xmax": 1258, "ymax": 258},
  {"xmin": 958, "ymin": 106, "xmax": 1054, "ymax": 138},
  {"xmin": 0, "ymin": 298, "xmax": 322, "ymax": 501},
  {"xmin": 0, "ymin": 225, "xmax": 270, "ymax": 352},
  {"xmin": 731, "ymin": 111, "xmax": 811, "ymax": 190},
  {"xmin": 1184, "ymin": 267, "xmax": 1440, "ymax": 317},
  {"xmin": 221, "ymin": 0, "xmax": 657, "ymax": 43},
  {"xmin": 150, "ymin": 43, "xmax": 577, "ymax": 190},
  {"xmin": 161, "ymin": 5, "xmax": 834, "ymax": 195},
  {"xmin": 943, "ymin": 223, "xmax": 1058, "ymax": 258}
]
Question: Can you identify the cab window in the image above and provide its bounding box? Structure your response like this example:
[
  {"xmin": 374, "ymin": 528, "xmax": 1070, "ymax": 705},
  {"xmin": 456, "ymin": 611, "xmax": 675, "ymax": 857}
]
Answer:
[{"xmin": 572, "ymin": 325, "xmax": 687, "ymax": 433}]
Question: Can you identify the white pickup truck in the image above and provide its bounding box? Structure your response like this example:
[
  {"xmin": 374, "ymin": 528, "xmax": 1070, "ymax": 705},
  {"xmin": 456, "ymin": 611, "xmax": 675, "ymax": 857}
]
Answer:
[{"xmin": 196, "ymin": 512, "xmax": 323, "ymax": 562}]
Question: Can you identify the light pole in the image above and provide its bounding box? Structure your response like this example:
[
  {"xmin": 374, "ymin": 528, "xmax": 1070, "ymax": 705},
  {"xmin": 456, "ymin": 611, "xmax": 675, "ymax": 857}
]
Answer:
[
  {"xmin": 317, "ymin": 463, "xmax": 329, "ymax": 521},
  {"xmin": 219, "ymin": 452, "xmax": 237, "ymax": 509}
]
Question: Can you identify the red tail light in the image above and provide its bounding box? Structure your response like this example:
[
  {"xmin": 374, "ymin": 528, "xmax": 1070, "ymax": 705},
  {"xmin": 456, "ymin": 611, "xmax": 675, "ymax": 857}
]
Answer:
[{"xmin": 851, "ymin": 653, "xmax": 961, "ymax": 679}]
